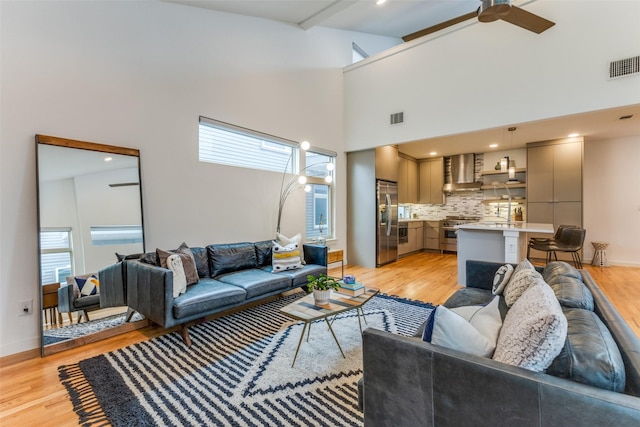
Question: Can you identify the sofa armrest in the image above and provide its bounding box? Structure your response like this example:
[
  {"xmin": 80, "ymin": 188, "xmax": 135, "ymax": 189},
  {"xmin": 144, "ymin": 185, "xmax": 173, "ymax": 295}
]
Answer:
[
  {"xmin": 99, "ymin": 261, "xmax": 126, "ymax": 307},
  {"xmin": 126, "ymin": 260, "xmax": 174, "ymax": 327},
  {"xmin": 57, "ymin": 284, "xmax": 75, "ymax": 313},
  {"xmin": 303, "ymin": 244, "xmax": 327, "ymax": 266},
  {"xmin": 362, "ymin": 328, "xmax": 640, "ymax": 426}
]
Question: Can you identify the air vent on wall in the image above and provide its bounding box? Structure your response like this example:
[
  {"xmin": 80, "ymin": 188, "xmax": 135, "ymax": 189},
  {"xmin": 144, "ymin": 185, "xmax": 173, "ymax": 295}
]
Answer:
[
  {"xmin": 609, "ymin": 56, "xmax": 640, "ymax": 79},
  {"xmin": 390, "ymin": 112, "xmax": 404, "ymax": 125}
]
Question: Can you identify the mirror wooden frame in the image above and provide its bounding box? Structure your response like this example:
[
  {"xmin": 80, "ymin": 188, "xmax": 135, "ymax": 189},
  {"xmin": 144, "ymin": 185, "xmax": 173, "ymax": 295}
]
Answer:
[{"xmin": 36, "ymin": 134, "xmax": 149, "ymax": 356}]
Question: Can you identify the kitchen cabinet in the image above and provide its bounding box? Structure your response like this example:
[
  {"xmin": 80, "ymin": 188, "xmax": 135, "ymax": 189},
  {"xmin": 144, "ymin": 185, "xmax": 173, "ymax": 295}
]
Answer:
[
  {"xmin": 399, "ymin": 221, "xmax": 423, "ymax": 256},
  {"xmin": 418, "ymin": 158, "xmax": 444, "ymax": 204},
  {"xmin": 527, "ymin": 139, "xmax": 583, "ymax": 261},
  {"xmin": 424, "ymin": 220, "xmax": 440, "ymax": 251},
  {"xmin": 408, "ymin": 221, "xmax": 423, "ymax": 253},
  {"xmin": 375, "ymin": 146, "xmax": 398, "ymax": 182},
  {"xmin": 398, "ymin": 155, "xmax": 418, "ymax": 203}
]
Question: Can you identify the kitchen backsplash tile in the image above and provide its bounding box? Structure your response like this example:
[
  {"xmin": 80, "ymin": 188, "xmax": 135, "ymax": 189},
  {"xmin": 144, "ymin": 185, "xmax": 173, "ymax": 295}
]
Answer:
[{"xmin": 401, "ymin": 153, "xmax": 527, "ymax": 221}]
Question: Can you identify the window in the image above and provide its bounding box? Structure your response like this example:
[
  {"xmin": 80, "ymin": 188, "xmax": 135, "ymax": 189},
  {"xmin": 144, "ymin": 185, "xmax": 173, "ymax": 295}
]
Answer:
[
  {"xmin": 199, "ymin": 116, "xmax": 298, "ymax": 173},
  {"xmin": 90, "ymin": 225, "xmax": 143, "ymax": 246},
  {"xmin": 305, "ymin": 151, "xmax": 335, "ymax": 240},
  {"xmin": 40, "ymin": 228, "xmax": 73, "ymax": 285}
]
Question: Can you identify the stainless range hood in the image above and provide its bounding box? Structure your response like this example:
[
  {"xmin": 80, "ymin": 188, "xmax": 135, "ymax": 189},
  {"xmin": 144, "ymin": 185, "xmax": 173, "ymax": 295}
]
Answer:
[{"xmin": 443, "ymin": 153, "xmax": 481, "ymax": 193}]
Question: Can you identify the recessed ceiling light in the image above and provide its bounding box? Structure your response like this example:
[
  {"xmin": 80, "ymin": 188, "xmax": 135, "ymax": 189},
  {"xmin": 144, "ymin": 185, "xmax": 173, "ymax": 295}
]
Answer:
[
  {"xmin": 104, "ymin": 157, "xmax": 113, "ymax": 162},
  {"xmin": 568, "ymin": 133, "xmax": 580, "ymax": 138},
  {"xmin": 429, "ymin": 151, "xmax": 437, "ymax": 156},
  {"xmin": 376, "ymin": 0, "xmax": 386, "ymax": 5},
  {"xmin": 489, "ymin": 143, "xmax": 498, "ymax": 148}
]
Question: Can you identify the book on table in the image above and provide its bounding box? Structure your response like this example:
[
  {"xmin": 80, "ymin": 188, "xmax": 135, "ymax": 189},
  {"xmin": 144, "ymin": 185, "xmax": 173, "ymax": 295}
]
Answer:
[{"xmin": 337, "ymin": 281, "xmax": 365, "ymax": 296}]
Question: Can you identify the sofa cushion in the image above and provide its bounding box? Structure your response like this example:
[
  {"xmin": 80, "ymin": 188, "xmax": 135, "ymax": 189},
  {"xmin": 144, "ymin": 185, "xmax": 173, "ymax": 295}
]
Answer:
[
  {"xmin": 542, "ymin": 261, "xmax": 582, "ymax": 281},
  {"xmin": 172, "ymin": 278, "xmax": 247, "ymax": 320},
  {"xmin": 547, "ymin": 276, "xmax": 594, "ymax": 311},
  {"xmin": 422, "ymin": 296, "xmax": 501, "ymax": 357},
  {"xmin": 547, "ymin": 308, "xmax": 626, "ymax": 392},
  {"xmin": 272, "ymin": 241, "xmax": 303, "ymax": 272},
  {"xmin": 74, "ymin": 293, "xmax": 101, "ymax": 308},
  {"xmin": 189, "ymin": 246, "xmax": 210, "ymax": 278},
  {"xmin": 493, "ymin": 282, "xmax": 568, "ymax": 372},
  {"xmin": 207, "ymin": 242, "xmax": 257, "ymax": 277},
  {"xmin": 216, "ymin": 269, "xmax": 291, "ymax": 299},
  {"xmin": 503, "ymin": 268, "xmax": 545, "ymax": 307},
  {"xmin": 261, "ymin": 263, "xmax": 327, "ymax": 287},
  {"xmin": 254, "ymin": 240, "xmax": 273, "ymax": 267},
  {"xmin": 492, "ymin": 264, "xmax": 514, "ymax": 295}
]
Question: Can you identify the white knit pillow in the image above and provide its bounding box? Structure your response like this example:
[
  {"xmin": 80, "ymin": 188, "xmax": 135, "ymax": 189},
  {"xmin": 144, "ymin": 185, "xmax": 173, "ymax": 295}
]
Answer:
[
  {"xmin": 167, "ymin": 254, "xmax": 187, "ymax": 298},
  {"xmin": 493, "ymin": 283, "xmax": 567, "ymax": 372},
  {"xmin": 503, "ymin": 268, "xmax": 544, "ymax": 307}
]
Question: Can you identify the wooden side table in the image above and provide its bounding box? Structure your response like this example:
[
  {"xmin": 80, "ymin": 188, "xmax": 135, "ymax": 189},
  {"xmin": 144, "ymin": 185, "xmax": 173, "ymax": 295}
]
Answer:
[{"xmin": 327, "ymin": 249, "xmax": 344, "ymax": 278}]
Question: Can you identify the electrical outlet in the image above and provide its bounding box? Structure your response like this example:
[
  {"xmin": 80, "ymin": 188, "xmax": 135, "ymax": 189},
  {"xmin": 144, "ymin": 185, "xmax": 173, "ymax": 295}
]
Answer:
[{"xmin": 19, "ymin": 299, "xmax": 33, "ymax": 316}]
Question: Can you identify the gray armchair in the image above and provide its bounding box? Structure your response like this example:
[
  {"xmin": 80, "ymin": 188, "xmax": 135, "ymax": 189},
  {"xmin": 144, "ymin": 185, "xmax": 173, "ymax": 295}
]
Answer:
[{"xmin": 57, "ymin": 277, "xmax": 101, "ymax": 323}]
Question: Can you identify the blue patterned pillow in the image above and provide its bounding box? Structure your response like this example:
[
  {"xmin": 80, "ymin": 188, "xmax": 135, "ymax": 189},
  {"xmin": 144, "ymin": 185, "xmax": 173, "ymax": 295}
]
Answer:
[{"xmin": 73, "ymin": 274, "xmax": 100, "ymax": 296}]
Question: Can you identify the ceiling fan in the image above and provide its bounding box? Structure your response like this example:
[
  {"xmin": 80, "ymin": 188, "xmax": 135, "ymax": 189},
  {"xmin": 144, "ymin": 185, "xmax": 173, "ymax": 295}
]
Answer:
[{"xmin": 403, "ymin": 0, "xmax": 555, "ymax": 42}]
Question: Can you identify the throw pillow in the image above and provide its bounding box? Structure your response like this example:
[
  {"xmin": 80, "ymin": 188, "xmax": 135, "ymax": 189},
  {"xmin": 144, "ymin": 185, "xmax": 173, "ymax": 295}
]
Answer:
[
  {"xmin": 272, "ymin": 241, "xmax": 303, "ymax": 272},
  {"xmin": 156, "ymin": 242, "xmax": 199, "ymax": 285},
  {"xmin": 167, "ymin": 254, "xmax": 188, "ymax": 298},
  {"xmin": 422, "ymin": 304, "xmax": 497, "ymax": 358},
  {"xmin": 503, "ymin": 268, "xmax": 545, "ymax": 307},
  {"xmin": 276, "ymin": 233, "xmax": 305, "ymax": 264},
  {"xmin": 512, "ymin": 258, "xmax": 536, "ymax": 276},
  {"xmin": 68, "ymin": 273, "xmax": 100, "ymax": 297},
  {"xmin": 492, "ymin": 264, "xmax": 514, "ymax": 295},
  {"xmin": 450, "ymin": 295, "xmax": 503, "ymax": 347},
  {"xmin": 493, "ymin": 282, "xmax": 568, "ymax": 372}
]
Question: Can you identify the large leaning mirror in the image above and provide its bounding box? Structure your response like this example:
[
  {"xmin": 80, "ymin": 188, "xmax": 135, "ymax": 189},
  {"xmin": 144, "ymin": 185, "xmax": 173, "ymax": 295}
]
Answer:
[{"xmin": 36, "ymin": 135, "xmax": 149, "ymax": 356}]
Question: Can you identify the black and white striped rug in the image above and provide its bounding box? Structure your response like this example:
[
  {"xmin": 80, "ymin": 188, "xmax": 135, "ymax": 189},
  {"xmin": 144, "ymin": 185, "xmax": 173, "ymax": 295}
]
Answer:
[{"xmin": 59, "ymin": 291, "xmax": 434, "ymax": 426}]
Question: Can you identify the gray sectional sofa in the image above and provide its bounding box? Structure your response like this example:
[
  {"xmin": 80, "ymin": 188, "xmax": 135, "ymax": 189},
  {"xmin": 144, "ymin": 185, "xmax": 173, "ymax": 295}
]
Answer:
[
  {"xmin": 360, "ymin": 260, "xmax": 640, "ymax": 426},
  {"xmin": 123, "ymin": 241, "xmax": 327, "ymax": 345}
]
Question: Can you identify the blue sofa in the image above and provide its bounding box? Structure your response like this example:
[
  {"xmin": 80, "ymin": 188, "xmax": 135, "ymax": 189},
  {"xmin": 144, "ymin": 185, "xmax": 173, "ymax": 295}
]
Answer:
[{"xmin": 124, "ymin": 241, "xmax": 327, "ymax": 345}]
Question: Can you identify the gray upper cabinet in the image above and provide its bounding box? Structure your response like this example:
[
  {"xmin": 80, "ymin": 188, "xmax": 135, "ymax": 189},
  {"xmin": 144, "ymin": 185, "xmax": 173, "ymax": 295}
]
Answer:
[
  {"xmin": 419, "ymin": 158, "xmax": 444, "ymax": 204},
  {"xmin": 527, "ymin": 138, "xmax": 583, "ymax": 232}
]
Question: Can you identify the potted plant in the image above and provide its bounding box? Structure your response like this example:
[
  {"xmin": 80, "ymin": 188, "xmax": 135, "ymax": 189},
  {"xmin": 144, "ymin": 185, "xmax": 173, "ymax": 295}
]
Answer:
[{"xmin": 307, "ymin": 273, "xmax": 340, "ymax": 305}]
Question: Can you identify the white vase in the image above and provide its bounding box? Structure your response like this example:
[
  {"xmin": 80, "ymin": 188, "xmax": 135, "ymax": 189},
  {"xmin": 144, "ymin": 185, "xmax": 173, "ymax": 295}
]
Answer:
[{"xmin": 313, "ymin": 289, "xmax": 331, "ymax": 305}]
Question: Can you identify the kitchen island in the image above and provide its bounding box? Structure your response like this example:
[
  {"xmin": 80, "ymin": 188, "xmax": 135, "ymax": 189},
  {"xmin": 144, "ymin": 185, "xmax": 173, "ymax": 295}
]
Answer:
[{"xmin": 456, "ymin": 222, "xmax": 554, "ymax": 285}]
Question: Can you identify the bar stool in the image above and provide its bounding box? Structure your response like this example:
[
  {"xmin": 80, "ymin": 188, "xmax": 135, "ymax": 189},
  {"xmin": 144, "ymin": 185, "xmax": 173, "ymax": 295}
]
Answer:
[{"xmin": 591, "ymin": 241, "xmax": 609, "ymax": 267}]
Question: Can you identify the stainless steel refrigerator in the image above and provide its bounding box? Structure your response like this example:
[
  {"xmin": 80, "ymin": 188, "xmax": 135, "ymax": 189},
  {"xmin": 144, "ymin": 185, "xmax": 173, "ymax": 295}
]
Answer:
[{"xmin": 376, "ymin": 180, "xmax": 398, "ymax": 266}]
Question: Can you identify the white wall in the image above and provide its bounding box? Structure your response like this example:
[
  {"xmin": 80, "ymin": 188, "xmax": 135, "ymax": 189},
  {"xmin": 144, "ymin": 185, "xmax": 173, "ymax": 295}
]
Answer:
[
  {"xmin": 0, "ymin": 1, "xmax": 397, "ymax": 356},
  {"xmin": 344, "ymin": 1, "xmax": 640, "ymax": 151},
  {"xmin": 584, "ymin": 136, "xmax": 640, "ymax": 266}
]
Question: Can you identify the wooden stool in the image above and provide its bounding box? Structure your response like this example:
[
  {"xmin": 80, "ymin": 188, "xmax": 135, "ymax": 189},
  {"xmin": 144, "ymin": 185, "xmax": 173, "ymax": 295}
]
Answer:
[{"xmin": 591, "ymin": 241, "xmax": 609, "ymax": 267}]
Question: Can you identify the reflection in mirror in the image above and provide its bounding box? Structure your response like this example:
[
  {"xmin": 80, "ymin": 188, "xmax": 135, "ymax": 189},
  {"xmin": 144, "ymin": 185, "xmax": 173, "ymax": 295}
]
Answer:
[{"xmin": 36, "ymin": 135, "xmax": 148, "ymax": 356}]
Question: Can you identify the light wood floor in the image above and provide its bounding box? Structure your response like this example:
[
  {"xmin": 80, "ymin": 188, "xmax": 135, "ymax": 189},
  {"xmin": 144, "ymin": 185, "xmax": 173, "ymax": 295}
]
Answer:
[{"xmin": 1, "ymin": 252, "xmax": 638, "ymax": 425}]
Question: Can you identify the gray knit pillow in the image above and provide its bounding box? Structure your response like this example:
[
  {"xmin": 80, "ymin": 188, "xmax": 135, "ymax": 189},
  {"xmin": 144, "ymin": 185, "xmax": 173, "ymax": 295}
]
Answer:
[{"xmin": 493, "ymin": 283, "xmax": 567, "ymax": 372}]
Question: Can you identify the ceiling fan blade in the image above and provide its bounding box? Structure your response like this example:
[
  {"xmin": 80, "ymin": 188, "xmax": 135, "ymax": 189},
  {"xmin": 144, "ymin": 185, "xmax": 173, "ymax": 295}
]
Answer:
[
  {"xmin": 402, "ymin": 11, "xmax": 477, "ymax": 42},
  {"xmin": 109, "ymin": 182, "xmax": 139, "ymax": 187},
  {"xmin": 501, "ymin": 5, "xmax": 555, "ymax": 34}
]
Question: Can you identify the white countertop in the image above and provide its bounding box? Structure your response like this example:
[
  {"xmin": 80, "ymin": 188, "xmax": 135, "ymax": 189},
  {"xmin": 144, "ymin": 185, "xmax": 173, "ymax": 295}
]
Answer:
[
  {"xmin": 456, "ymin": 222, "xmax": 554, "ymax": 233},
  {"xmin": 398, "ymin": 218, "xmax": 442, "ymax": 222}
]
